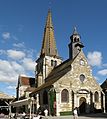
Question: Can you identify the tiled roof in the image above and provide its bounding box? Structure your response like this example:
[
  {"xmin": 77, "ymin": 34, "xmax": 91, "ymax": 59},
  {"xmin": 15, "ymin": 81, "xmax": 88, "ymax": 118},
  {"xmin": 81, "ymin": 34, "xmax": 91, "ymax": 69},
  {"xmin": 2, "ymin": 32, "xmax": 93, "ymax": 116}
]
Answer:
[
  {"xmin": 30, "ymin": 54, "xmax": 79, "ymax": 96},
  {"xmin": 19, "ymin": 76, "xmax": 35, "ymax": 86},
  {"xmin": 30, "ymin": 58, "xmax": 75, "ymax": 96}
]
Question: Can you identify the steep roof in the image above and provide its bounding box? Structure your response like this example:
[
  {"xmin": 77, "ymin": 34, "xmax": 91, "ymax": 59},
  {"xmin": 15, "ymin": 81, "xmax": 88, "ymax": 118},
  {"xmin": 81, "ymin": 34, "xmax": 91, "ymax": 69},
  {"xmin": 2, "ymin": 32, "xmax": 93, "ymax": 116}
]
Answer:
[
  {"xmin": 30, "ymin": 55, "xmax": 78, "ymax": 96},
  {"xmin": 40, "ymin": 10, "xmax": 59, "ymax": 57}
]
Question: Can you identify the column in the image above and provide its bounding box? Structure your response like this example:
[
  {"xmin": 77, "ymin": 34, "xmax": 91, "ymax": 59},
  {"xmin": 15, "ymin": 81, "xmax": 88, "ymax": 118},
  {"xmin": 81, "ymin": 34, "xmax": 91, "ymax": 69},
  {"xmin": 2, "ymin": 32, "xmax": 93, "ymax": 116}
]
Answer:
[
  {"xmin": 56, "ymin": 91, "xmax": 60, "ymax": 116},
  {"xmin": 9, "ymin": 102, "xmax": 12, "ymax": 119},
  {"xmin": 103, "ymin": 94, "xmax": 106, "ymax": 113},
  {"xmin": 76, "ymin": 94, "xmax": 79, "ymax": 108},
  {"xmin": 74, "ymin": 93, "xmax": 77, "ymax": 108},
  {"xmin": 92, "ymin": 92, "xmax": 95, "ymax": 112},
  {"xmin": 36, "ymin": 94, "xmax": 40, "ymax": 110}
]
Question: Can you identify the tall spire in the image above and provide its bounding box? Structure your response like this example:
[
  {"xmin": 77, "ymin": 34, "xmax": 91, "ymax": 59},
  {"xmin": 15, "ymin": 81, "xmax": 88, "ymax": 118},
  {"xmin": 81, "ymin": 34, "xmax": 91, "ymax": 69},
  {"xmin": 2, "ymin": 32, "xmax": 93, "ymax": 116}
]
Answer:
[{"xmin": 40, "ymin": 10, "xmax": 59, "ymax": 57}]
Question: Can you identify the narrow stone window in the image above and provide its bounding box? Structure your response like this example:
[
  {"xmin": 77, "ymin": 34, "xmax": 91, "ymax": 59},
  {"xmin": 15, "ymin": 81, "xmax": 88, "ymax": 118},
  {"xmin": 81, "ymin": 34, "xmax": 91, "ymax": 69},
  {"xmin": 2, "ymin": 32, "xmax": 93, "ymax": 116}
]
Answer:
[
  {"xmin": 61, "ymin": 89, "xmax": 69, "ymax": 103},
  {"xmin": 51, "ymin": 60, "xmax": 54, "ymax": 66},
  {"xmin": 95, "ymin": 91, "xmax": 99, "ymax": 102}
]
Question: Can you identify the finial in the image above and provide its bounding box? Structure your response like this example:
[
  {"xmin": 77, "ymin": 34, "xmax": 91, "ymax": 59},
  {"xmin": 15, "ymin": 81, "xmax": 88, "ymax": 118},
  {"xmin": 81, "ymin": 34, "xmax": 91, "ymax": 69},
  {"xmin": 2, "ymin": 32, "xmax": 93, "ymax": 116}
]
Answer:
[
  {"xmin": 74, "ymin": 27, "xmax": 77, "ymax": 32},
  {"xmin": 73, "ymin": 26, "xmax": 78, "ymax": 35}
]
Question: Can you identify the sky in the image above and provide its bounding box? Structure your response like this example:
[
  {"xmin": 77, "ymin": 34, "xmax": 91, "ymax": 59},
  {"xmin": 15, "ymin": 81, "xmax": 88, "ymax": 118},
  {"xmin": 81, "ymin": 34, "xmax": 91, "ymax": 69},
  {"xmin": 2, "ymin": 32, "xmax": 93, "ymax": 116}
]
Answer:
[{"xmin": 0, "ymin": 0, "xmax": 107, "ymax": 96}]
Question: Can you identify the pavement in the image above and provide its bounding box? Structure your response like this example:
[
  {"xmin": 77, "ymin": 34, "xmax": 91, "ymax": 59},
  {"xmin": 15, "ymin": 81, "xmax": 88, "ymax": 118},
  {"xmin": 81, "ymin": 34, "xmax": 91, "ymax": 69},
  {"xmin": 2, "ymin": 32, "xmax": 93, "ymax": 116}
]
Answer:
[
  {"xmin": 0, "ymin": 113, "xmax": 107, "ymax": 119},
  {"xmin": 43, "ymin": 113, "xmax": 107, "ymax": 119}
]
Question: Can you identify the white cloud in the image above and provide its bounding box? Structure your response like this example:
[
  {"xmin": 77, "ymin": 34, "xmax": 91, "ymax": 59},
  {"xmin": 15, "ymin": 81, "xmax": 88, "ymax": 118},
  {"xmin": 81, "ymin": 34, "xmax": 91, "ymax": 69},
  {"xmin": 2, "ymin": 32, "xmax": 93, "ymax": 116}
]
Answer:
[
  {"xmin": 2, "ymin": 32, "xmax": 10, "ymax": 40},
  {"xmin": 7, "ymin": 49, "xmax": 26, "ymax": 60},
  {"xmin": 102, "ymin": 63, "xmax": 107, "ymax": 67},
  {"xmin": 22, "ymin": 58, "xmax": 35, "ymax": 71},
  {"xmin": 13, "ymin": 42, "xmax": 25, "ymax": 48},
  {"xmin": 87, "ymin": 51, "xmax": 102, "ymax": 66},
  {"xmin": 11, "ymin": 61, "xmax": 25, "ymax": 73},
  {"xmin": 0, "ymin": 50, "xmax": 6, "ymax": 55},
  {"xmin": 0, "ymin": 59, "xmax": 25, "ymax": 82},
  {"xmin": 98, "ymin": 69, "xmax": 107, "ymax": 76},
  {"xmin": 0, "ymin": 47, "xmax": 35, "ymax": 84},
  {"xmin": 7, "ymin": 85, "xmax": 16, "ymax": 90},
  {"xmin": 12, "ymin": 35, "xmax": 18, "ymax": 41}
]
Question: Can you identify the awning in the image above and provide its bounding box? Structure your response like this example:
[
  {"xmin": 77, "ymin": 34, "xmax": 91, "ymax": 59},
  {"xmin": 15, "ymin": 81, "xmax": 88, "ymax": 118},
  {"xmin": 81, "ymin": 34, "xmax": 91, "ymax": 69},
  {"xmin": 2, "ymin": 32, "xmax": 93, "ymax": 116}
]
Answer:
[{"xmin": 10, "ymin": 98, "xmax": 31, "ymax": 107}]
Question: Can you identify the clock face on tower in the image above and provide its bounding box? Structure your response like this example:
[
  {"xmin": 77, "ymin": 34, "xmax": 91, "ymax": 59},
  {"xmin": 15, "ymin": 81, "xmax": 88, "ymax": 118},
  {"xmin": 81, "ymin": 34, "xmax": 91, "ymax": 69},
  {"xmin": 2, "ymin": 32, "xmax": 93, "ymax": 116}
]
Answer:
[{"xmin": 80, "ymin": 59, "xmax": 85, "ymax": 65}]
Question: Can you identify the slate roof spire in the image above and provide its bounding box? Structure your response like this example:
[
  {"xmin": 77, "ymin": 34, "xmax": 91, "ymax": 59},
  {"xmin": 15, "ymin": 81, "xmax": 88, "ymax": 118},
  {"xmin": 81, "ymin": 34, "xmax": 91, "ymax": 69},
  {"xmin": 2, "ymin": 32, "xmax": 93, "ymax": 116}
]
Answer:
[{"xmin": 40, "ymin": 10, "xmax": 59, "ymax": 57}]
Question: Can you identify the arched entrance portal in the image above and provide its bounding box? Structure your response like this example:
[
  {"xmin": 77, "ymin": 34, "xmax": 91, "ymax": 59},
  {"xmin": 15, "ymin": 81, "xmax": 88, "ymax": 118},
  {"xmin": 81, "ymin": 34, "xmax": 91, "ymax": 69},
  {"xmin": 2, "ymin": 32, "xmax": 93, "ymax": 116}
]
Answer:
[{"xmin": 79, "ymin": 97, "xmax": 86, "ymax": 114}]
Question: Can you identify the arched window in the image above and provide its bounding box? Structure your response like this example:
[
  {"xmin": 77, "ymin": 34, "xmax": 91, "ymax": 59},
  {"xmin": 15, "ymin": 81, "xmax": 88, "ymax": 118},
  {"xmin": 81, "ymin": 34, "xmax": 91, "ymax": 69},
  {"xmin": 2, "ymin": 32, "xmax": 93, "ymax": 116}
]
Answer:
[
  {"xmin": 94, "ymin": 91, "xmax": 99, "ymax": 102},
  {"xmin": 61, "ymin": 89, "xmax": 69, "ymax": 102},
  {"xmin": 74, "ymin": 37, "xmax": 77, "ymax": 42},
  {"xmin": 51, "ymin": 60, "xmax": 54, "ymax": 66},
  {"xmin": 80, "ymin": 74, "xmax": 85, "ymax": 83},
  {"xmin": 51, "ymin": 60, "xmax": 57, "ymax": 67},
  {"xmin": 43, "ymin": 90, "xmax": 48, "ymax": 104}
]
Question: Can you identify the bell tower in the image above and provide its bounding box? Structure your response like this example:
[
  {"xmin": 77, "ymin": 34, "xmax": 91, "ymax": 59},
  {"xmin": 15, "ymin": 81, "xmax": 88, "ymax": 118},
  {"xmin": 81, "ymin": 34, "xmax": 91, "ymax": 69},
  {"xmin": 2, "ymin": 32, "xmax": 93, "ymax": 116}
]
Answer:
[
  {"xmin": 36, "ymin": 10, "xmax": 62, "ymax": 87},
  {"xmin": 68, "ymin": 27, "xmax": 84, "ymax": 59}
]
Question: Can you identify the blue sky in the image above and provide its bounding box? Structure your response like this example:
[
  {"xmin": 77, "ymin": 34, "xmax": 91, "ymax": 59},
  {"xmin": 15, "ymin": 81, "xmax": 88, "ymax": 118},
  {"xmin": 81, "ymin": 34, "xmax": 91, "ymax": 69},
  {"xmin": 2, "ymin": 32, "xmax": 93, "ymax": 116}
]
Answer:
[{"xmin": 0, "ymin": 0, "xmax": 107, "ymax": 96}]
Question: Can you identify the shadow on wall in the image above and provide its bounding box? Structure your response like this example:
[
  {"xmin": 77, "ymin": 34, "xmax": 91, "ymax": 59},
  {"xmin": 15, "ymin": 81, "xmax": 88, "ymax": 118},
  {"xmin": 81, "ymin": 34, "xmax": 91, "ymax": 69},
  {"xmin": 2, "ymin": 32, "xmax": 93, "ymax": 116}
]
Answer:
[
  {"xmin": 79, "ymin": 113, "xmax": 107, "ymax": 118},
  {"xmin": 78, "ymin": 102, "xmax": 106, "ymax": 118}
]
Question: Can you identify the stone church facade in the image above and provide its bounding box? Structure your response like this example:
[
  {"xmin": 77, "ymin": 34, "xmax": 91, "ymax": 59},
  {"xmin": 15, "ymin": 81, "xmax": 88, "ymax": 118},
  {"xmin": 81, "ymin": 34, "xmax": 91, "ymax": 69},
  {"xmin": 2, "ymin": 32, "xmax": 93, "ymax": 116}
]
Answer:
[{"xmin": 30, "ymin": 10, "xmax": 105, "ymax": 116}]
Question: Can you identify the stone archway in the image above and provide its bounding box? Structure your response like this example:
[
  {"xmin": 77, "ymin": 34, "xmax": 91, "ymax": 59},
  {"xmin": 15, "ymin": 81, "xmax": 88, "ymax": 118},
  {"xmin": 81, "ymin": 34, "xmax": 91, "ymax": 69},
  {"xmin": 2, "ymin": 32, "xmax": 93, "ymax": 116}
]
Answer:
[{"xmin": 79, "ymin": 97, "xmax": 86, "ymax": 114}]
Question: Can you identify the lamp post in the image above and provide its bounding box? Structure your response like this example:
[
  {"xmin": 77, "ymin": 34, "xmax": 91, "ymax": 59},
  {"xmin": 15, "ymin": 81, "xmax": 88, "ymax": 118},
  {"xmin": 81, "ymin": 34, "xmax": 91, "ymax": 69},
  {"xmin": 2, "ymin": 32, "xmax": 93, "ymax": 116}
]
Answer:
[
  {"xmin": 29, "ymin": 97, "xmax": 34, "ymax": 119},
  {"xmin": 9, "ymin": 101, "xmax": 12, "ymax": 119}
]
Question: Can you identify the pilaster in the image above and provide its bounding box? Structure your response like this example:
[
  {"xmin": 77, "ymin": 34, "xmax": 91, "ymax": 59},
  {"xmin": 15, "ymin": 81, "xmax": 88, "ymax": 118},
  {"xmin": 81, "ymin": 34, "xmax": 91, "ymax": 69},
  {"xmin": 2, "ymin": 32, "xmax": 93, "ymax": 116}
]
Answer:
[{"xmin": 56, "ymin": 90, "xmax": 60, "ymax": 116}]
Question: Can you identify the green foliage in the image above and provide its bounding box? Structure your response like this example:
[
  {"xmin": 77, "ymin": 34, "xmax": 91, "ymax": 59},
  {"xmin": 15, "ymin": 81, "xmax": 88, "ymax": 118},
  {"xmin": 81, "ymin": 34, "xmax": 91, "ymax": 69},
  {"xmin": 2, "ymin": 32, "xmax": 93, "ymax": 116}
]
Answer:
[{"xmin": 49, "ymin": 89, "xmax": 56, "ymax": 115}]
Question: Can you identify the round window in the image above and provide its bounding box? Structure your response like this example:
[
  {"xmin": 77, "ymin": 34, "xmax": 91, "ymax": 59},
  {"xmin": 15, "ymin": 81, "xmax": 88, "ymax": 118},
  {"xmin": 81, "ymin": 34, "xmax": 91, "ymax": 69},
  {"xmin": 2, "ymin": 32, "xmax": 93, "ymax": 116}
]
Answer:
[{"xmin": 80, "ymin": 59, "xmax": 85, "ymax": 65}]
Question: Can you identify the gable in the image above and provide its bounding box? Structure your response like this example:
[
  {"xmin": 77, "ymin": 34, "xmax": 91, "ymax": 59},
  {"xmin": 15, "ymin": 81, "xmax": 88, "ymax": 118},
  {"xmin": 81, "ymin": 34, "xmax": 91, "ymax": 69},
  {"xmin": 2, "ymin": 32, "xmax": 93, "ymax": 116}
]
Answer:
[
  {"xmin": 31, "ymin": 51, "xmax": 102, "ymax": 95},
  {"xmin": 55, "ymin": 51, "xmax": 102, "ymax": 92}
]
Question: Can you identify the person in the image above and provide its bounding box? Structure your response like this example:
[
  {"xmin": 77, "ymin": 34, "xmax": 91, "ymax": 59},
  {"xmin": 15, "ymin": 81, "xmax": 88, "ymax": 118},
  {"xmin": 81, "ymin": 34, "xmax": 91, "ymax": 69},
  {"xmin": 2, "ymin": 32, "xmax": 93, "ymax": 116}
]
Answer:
[
  {"xmin": 22, "ymin": 112, "xmax": 26, "ymax": 118},
  {"xmin": 73, "ymin": 107, "xmax": 78, "ymax": 119},
  {"xmin": 44, "ymin": 109, "xmax": 48, "ymax": 116},
  {"xmin": 32, "ymin": 115, "xmax": 41, "ymax": 119}
]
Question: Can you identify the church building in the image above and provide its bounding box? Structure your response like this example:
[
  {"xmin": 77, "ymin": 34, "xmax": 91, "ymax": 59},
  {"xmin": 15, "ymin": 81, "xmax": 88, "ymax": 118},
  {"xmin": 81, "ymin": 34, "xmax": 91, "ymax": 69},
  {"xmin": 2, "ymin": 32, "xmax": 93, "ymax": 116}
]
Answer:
[{"xmin": 30, "ymin": 10, "xmax": 105, "ymax": 116}]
